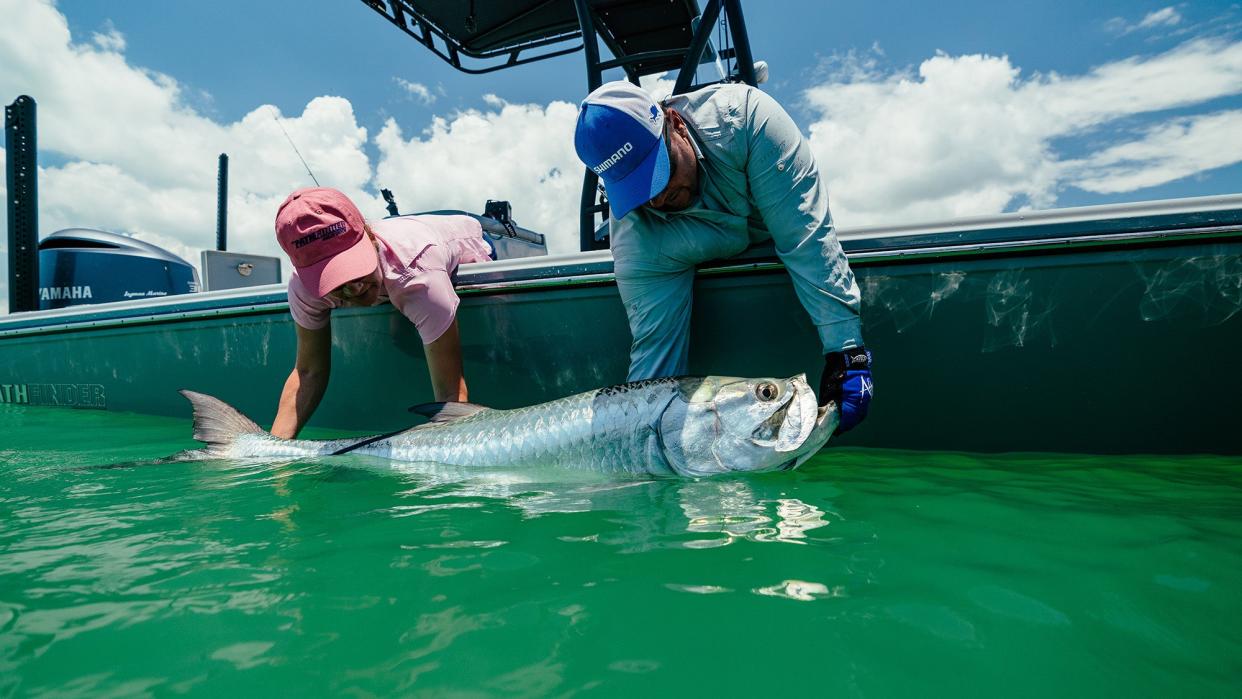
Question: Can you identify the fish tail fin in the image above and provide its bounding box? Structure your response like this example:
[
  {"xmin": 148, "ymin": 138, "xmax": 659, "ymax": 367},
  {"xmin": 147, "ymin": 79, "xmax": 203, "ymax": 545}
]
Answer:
[{"xmin": 179, "ymin": 390, "xmax": 266, "ymax": 451}]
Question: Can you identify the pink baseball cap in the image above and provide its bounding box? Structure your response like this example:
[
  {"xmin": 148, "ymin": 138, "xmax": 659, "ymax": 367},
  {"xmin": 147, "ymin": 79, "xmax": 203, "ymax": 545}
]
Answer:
[{"xmin": 275, "ymin": 187, "xmax": 378, "ymax": 298}]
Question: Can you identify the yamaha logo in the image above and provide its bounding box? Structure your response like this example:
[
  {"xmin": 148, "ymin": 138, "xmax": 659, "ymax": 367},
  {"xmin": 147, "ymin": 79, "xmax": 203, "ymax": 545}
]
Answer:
[{"xmin": 39, "ymin": 285, "xmax": 92, "ymax": 301}]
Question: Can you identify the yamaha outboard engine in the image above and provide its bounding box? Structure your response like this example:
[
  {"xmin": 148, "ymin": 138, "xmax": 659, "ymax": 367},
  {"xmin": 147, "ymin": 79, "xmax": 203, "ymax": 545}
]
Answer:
[{"xmin": 37, "ymin": 228, "xmax": 199, "ymax": 310}]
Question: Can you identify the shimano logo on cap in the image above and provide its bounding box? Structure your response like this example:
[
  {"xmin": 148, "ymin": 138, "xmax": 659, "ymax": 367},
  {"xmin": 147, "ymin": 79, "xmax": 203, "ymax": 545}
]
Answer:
[{"xmin": 591, "ymin": 142, "xmax": 633, "ymax": 174}]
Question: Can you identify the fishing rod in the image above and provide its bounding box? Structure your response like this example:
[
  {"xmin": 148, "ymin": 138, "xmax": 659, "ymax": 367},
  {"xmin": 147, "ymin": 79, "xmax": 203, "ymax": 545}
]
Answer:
[{"xmin": 268, "ymin": 105, "xmax": 320, "ymax": 186}]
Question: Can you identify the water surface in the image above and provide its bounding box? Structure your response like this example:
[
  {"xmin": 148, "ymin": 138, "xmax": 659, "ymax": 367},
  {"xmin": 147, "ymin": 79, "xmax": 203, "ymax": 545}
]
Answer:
[{"xmin": 2, "ymin": 405, "xmax": 1240, "ymax": 697}]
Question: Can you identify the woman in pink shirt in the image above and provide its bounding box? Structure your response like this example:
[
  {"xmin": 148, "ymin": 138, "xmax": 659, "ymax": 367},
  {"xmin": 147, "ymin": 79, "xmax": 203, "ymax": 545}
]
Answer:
[{"xmin": 270, "ymin": 187, "xmax": 493, "ymax": 439}]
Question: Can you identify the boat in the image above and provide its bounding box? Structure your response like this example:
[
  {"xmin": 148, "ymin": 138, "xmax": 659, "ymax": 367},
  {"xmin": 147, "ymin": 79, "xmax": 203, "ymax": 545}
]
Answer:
[{"xmin": 3, "ymin": 0, "xmax": 1241, "ymax": 455}]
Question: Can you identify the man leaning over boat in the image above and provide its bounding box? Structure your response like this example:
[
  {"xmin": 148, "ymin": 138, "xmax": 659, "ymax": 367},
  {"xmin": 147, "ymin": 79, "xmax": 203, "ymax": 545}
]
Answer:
[
  {"xmin": 573, "ymin": 81, "xmax": 874, "ymax": 433},
  {"xmin": 269, "ymin": 187, "xmax": 494, "ymax": 439}
]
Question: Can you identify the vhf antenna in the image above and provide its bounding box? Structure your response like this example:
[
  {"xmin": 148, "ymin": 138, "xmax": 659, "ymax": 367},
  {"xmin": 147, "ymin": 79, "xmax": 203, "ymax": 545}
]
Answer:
[{"xmin": 269, "ymin": 105, "xmax": 320, "ymax": 186}]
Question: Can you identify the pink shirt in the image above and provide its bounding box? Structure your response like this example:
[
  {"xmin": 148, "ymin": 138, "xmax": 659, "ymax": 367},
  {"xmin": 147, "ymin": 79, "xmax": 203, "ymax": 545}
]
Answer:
[{"xmin": 288, "ymin": 215, "xmax": 493, "ymax": 343}]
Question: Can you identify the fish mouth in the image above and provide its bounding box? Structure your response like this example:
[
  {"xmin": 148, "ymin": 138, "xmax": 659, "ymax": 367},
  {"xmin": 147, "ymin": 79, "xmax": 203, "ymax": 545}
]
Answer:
[
  {"xmin": 751, "ymin": 374, "xmax": 825, "ymax": 454},
  {"xmin": 774, "ymin": 374, "xmax": 821, "ymax": 453}
]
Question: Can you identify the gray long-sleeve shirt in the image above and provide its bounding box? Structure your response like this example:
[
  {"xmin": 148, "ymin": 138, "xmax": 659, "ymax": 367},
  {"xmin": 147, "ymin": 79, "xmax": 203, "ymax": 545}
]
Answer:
[{"xmin": 609, "ymin": 83, "xmax": 863, "ymax": 381}]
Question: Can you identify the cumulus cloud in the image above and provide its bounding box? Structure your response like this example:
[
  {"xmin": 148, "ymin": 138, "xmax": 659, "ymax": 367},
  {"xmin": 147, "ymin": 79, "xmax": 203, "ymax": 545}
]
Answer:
[
  {"xmin": 395, "ymin": 78, "xmax": 436, "ymax": 105},
  {"xmin": 91, "ymin": 20, "xmax": 125, "ymax": 52},
  {"xmin": 639, "ymin": 72, "xmax": 676, "ymax": 102},
  {"xmin": 0, "ymin": 0, "xmax": 382, "ymax": 299},
  {"xmin": 373, "ymin": 96, "xmax": 583, "ymax": 253},
  {"xmin": 804, "ymin": 38, "xmax": 1242, "ymax": 225}
]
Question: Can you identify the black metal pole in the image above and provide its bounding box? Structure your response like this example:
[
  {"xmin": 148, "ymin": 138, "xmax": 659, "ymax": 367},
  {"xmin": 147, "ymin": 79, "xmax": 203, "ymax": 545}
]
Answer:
[
  {"xmin": 722, "ymin": 0, "xmax": 757, "ymax": 86},
  {"xmin": 673, "ymin": 0, "xmax": 723, "ymax": 95},
  {"xmin": 573, "ymin": 0, "xmax": 607, "ymax": 252},
  {"xmin": 572, "ymin": 0, "xmax": 602, "ymax": 92},
  {"xmin": 216, "ymin": 153, "xmax": 228, "ymax": 251},
  {"xmin": 6, "ymin": 96, "xmax": 39, "ymax": 313}
]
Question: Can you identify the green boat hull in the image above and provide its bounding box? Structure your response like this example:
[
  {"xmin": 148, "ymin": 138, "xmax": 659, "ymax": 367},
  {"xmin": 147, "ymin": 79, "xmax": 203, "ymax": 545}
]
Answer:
[{"xmin": 3, "ymin": 197, "xmax": 1241, "ymax": 454}]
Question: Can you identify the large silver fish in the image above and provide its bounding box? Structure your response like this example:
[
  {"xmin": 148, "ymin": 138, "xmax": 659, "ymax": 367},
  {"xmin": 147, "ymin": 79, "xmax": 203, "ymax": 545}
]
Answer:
[{"xmin": 180, "ymin": 375, "xmax": 837, "ymax": 477}]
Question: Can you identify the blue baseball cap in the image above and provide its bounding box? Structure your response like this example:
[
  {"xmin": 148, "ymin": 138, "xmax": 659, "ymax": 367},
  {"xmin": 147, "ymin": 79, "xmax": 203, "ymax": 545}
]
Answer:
[{"xmin": 574, "ymin": 81, "xmax": 671, "ymax": 219}]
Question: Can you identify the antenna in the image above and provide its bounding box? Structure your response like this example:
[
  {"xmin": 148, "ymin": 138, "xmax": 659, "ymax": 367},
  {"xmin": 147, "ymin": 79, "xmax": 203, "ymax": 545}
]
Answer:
[{"xmin": 268, "ymin": 106, "xmax": 320, "ymax": 187}]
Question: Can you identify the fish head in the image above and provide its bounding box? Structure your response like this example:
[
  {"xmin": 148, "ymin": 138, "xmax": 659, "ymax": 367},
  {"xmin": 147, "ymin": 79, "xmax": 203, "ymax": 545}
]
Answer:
[{"xmin": 659, "ymin": 374, "xmax": 838, "ymax": 477}]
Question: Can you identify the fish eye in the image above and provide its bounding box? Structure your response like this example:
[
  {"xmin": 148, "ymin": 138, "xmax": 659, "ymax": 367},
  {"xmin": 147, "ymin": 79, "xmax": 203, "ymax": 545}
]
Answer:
[{"xmin": 755, "ymin": 382, "xmax": 779, "ymax": 401}]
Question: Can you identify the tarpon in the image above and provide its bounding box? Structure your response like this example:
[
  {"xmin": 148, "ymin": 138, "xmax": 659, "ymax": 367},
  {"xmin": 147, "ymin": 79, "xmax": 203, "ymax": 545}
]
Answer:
[{"xmin": 180, "ymin": 375, "xmax": 837, "ymax": 477}]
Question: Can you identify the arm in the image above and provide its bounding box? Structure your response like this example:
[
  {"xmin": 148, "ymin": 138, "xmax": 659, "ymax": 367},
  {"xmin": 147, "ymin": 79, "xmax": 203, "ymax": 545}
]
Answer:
[
  {"xmin": 742, "ymin": 89, "xmax": 873, "ymax": 428},
  {"xmin": 271, "ymin": 322, "xmax": 332, "ymax": 439},
  {"xmin": 742, "ymin": 87, "xmax": 863, "ymax": 355},
  {"xmin": 423, "ymin": 317, "xmax": 468, "ymax": 402},
  {"xmin": 387, "ymin": 245, "xmax": 469, "ymax": 402}
]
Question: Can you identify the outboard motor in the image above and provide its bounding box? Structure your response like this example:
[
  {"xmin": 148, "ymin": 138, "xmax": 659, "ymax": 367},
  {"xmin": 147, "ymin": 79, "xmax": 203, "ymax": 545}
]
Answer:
[{"xmin": 37, "ymin": 228, "xmax": 199, "ymax": 310}]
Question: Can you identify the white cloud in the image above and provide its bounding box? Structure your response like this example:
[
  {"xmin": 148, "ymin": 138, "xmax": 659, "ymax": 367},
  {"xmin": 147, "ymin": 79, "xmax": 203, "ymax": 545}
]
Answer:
[
  {"xmin": 1068, "ymin": 110, "xmax": 1242, "ymax": 193},
  {"xmin": 373, "ymin": 97, "xmax": 584, "ymax": 253},
  {"xmin": 91, "ymin": 20, "xmax": 125, "ymax": 52},
  {"xmin": 0, "ymin": 0, "xmax": 382, "ymax": 295},
  {"xmin": 1139, "ymin": 7, "xmax": 1183, "ymax": 30},
  {"xmin": 395, "ymin": 78, "xmax": 435, "ymax": 105},
  {"xmin": 1106, "ymin": 6, "xmax": 1184, "ymax": 36},
  {"xmin": 804, "ymin": 39, "xmax": 1242, "ymax": 226},
  {"xmin": 639, "ymin": 72, "xmax": 676, "ymax": 102}
]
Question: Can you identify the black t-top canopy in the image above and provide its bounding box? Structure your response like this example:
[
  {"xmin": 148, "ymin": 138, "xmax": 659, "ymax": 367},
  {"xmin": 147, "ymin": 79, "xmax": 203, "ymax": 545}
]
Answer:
[
  {"xmin": 360, "ymin": 0, "xmax": 704, "ymax": 77},
  {"xmin": 357, "ymin": 0, "xmax": 758, "ymax": 251}
]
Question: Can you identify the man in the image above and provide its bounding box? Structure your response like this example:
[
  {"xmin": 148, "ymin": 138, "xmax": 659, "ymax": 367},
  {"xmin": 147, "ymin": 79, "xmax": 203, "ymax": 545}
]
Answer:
[
  {"xmin": 573, "ymin": 81, "xmax": 873, "ymax": 432},
  {"xmin": 270, "ymin": 187, "xmax": 495, "ymax": 439}
]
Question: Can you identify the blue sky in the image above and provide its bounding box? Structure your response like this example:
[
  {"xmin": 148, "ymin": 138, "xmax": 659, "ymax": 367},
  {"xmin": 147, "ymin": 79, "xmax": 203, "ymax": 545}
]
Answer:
[
  {"xmin": 53, "ymin": 2, "xmax": 1240, "ymax": 129},
  {"xmin": 2, "ymin": 0, "xmax": 1242, "ymax": 311}
]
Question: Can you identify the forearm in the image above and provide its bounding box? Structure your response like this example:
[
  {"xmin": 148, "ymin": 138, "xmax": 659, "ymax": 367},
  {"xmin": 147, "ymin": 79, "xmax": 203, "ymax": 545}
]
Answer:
[
  {"xmin": 429, "ymin": 366, "xmax": 467, "ymax": 403},
  {"xmin": 424, "ymin": 319, "xmax": 468, "ymax": 402},
  {"xmin": 271, "ymin": 367, "xmax": 329, "ymax": 439}
]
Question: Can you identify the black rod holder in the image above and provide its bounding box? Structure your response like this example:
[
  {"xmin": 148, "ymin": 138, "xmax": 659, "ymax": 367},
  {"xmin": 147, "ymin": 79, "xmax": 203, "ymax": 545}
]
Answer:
[
  {"xmin": 6, "ymin": 95, "xmax": 39, "ymax": 313},
  {"xmin": 216, "ymin": 153, "xmax": 228, "ymax": 251},
  {"xmin": 381, "ymin": 188, "xmax": 400, "ymax": 216}
]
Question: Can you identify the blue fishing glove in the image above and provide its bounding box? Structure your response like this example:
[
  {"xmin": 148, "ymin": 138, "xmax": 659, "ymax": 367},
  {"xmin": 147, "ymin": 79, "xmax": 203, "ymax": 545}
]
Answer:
[{"xmin": 820, "ymin": 347, "xmax": 874, "ymax": 434}]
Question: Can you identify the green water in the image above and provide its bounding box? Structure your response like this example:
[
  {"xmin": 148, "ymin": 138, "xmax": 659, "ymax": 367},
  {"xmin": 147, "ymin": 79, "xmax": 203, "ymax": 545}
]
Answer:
[{"xmin": 2, "ymin": 405, "xmax": 1241, "ymax": 697}]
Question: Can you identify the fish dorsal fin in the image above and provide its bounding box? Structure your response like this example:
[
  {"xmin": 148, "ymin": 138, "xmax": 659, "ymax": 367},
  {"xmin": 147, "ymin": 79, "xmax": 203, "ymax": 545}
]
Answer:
[{"xmin": 407, "ymin": 401, "xmax": 489, "ymax": 423}]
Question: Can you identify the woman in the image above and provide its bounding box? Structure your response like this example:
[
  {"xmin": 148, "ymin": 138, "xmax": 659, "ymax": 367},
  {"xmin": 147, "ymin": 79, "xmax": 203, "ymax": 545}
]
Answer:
[{"xmin": 269, "ymin": 187, "xmax": 493, "ymax": 439}]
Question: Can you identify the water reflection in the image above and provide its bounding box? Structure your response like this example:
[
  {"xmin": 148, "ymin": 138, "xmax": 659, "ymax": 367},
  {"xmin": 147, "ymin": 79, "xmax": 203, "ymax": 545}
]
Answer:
[
  {"xmin": 147, "ymin": 449, "xmax": 843, "ymax": 553},
  {"xmin": 753, "ymin": 579, "xmax": 846, "ymax": 602},
  {"xmin": 371, "ymin": 465, "xmax": 843, "ymax": 552},
  {"xmin": 678, "ymin": 482, "xmax": 831, "ymax": 545}
]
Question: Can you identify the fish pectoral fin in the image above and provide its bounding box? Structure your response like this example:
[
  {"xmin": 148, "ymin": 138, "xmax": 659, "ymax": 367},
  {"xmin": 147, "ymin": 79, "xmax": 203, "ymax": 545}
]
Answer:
[{"xmin": 407, "ymin": 401, "xmax": 490, "ymax": 423}]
